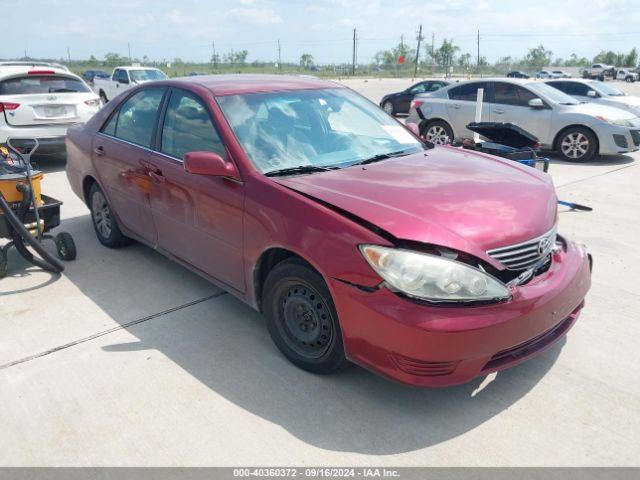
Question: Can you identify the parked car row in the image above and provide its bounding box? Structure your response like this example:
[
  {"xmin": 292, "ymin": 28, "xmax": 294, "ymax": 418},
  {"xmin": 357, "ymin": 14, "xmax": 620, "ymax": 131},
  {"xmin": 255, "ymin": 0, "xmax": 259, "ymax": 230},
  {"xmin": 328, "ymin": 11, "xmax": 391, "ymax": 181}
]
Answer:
[{"xmin": 407, "ymin": 77, "xmax": 640, "ymax": 162}]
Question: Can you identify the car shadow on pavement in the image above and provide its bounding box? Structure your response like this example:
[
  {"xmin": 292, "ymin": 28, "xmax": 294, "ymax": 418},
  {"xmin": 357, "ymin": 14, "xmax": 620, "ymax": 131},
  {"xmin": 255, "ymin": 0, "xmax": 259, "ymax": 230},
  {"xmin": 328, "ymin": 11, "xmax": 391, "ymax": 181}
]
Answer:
[{"xmin": 58, "ymin": 213, "xmax": 565, "ymax": 456}]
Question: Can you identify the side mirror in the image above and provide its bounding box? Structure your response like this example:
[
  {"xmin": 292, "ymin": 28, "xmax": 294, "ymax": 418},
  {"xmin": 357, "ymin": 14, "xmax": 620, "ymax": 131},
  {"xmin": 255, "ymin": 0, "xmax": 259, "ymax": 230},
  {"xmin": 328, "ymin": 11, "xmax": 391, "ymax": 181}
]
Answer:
[
  {"xmin": 587, "ymin": 90, "xmax": 598, "ymax": 98},
  {"xmin": 528, "ymin": 98, "xmax": 545, "ymax": 109},
  {"xmin": 183, "ymin": 151, "xmax": 240, "ymax": 181},
  {"xmin": 405, "ymin": 122, "xmax": 420, "ymax": 136}
]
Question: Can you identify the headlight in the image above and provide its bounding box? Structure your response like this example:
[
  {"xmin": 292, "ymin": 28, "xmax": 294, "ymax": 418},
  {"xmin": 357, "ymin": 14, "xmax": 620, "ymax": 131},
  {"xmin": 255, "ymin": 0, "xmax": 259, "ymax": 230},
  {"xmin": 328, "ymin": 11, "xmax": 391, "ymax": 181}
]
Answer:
[
  {"xmin": 596, "ymin": 116, "xmax": 633, "ymax": 127},
  {"xmin": 360, "ymin": 245, "xmax": 511, "ymax": 303}
]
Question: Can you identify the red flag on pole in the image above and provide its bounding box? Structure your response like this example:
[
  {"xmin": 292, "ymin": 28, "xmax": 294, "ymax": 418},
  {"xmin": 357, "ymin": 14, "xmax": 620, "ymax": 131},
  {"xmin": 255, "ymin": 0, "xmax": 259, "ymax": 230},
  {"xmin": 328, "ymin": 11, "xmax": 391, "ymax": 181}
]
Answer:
[{"xmin": 397, "ymin": 55, "xmax": 405, "ymax": 64}]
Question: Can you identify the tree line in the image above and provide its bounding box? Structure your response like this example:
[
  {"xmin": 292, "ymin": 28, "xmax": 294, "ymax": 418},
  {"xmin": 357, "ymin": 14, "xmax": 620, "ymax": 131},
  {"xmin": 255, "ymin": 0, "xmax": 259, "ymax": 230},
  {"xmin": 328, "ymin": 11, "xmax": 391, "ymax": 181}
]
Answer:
[{"xmin": 373, "ymin": 40, "xmax": 639, "ymax": 73}]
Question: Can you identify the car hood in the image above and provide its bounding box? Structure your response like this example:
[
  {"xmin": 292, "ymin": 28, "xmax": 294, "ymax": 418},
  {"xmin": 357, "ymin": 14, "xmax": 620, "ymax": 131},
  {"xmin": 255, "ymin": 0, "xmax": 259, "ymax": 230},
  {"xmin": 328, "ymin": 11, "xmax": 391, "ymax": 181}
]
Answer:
[
  {"xmin": 602, "ymin": 95, "xmax": 640, "ymax": 108},
  {"xmin": 274, "ymin": 146, "xmax": 557, "ymax": 265},
  {"xmin": 566, "ymin": 101, "xmax": 640, "ymax": 120}
]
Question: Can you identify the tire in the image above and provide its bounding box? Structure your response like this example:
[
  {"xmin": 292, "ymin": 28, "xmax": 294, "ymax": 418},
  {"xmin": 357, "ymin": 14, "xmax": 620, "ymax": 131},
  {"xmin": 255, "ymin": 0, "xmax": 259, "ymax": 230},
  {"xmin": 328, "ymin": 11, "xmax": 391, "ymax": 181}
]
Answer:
[
  {"xmin": 382, "ymin": 101, "xmax": 395, "ymax": 116},
  {"xmin": 422, "ymin": 120, "xmax": 454, "ymax": 145},
  {"xmin": 55, "ymin": 232, "xmax": 77, "ymax": 261},
  {"xmin": 99, "ymin": 91, "xmax": 108, "ymax": 104},
  {"xmin": 556, "ymin": 127, "xmax": 597, "ymax": 162},
  {"xmin": 89, "ymin": 183, "xmax": 131, "ymax": 248},
  {"xmin": 626, "ymin": 76, "xmax": 633, "ymax": 83},
  {"xmin": 262, "ymin": 260, "xmax": 347, "ymax": 374}
]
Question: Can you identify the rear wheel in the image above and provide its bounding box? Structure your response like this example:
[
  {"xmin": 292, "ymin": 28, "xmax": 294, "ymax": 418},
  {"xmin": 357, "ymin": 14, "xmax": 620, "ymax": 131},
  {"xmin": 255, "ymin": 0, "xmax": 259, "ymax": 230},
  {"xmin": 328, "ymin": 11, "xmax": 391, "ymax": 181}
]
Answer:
[
  {"xmin": 422, "ymin": 120, "xmax": 453, "ymax": 145},
  {"xmin": 557, "ymin": 127, "xmax": 597, "ymax": 162},
  {"xmin": 382, "ymin": 101, "xmax": 395, "ymax": 116},
  {"xmin": 89, "ymin": 183, "xmax": 131, "ymax": 248},
  {"xmin": 263, "ymin": 260, "xmax": 347, "ymax": 374}
]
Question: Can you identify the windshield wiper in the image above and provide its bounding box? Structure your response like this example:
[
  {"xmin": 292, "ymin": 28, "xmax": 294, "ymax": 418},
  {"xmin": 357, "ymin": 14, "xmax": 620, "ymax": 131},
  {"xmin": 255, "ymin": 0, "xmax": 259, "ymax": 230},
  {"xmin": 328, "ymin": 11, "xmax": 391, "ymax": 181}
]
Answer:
[
  {"xmin": 350, "ymin": 149, "xmax": 413, "ymax": 167},
  {"xmin": 265, "ymin": 164, "xmax": 337, "ymax": 177}
]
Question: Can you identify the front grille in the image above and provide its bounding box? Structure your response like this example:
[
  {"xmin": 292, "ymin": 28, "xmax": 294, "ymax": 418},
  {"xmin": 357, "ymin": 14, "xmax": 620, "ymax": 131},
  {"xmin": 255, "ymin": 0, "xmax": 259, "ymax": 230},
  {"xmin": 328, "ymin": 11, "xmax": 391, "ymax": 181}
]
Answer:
[
  {"xmin": 631, "ymin": 130, "xmax": 640, "ymax": 147},
  {"xmin": 487, "ymin": 226, "xmax": 557, "ymax": 271}
]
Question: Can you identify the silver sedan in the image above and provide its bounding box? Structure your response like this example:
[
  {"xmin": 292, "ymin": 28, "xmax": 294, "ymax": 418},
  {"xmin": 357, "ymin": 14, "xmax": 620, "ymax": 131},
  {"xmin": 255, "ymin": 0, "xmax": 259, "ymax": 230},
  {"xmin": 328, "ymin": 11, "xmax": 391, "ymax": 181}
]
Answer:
[{"xmin": 407, "ymin": 78, "xmax": 640, "ymax": 162}]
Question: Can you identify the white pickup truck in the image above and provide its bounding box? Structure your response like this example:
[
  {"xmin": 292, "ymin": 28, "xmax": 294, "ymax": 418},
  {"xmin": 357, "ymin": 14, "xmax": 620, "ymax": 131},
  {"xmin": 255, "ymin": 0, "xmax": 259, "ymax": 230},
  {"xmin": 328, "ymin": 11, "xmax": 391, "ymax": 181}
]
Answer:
[
  {"xmin": 580, "ymin": 64, "xmax": 614, "ymax": 81},
  {"xmin": 94, "ymin": 66, "xmax": 167, "ymax": 103}
]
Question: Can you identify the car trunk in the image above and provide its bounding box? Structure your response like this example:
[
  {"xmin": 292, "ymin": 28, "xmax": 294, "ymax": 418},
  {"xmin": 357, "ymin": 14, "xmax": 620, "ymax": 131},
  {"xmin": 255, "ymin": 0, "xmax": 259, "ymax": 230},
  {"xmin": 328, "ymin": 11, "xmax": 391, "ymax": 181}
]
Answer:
[
  {"xmin": 0, "ymin": 73, "xmax": 90, "ymax": 126},
  {"xmin": 2, "ymin": 93, "xmax": 81, "ymax": 126}
]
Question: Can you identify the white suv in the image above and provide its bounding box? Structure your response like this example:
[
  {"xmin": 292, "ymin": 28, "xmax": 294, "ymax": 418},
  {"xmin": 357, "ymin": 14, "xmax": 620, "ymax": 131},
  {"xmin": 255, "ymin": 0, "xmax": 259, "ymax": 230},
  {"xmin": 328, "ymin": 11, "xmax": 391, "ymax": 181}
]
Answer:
[{"xmin": 0, "ymin": 66, "xmax": 100, "ymax": 156}]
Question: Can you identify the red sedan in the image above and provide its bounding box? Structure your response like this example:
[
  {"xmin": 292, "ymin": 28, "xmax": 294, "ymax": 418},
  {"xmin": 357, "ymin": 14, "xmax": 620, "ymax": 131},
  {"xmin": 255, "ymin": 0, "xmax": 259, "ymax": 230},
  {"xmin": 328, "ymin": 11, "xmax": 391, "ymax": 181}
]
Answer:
[{"xmin": 65, "ymin": 75, "xmax": 592, "ymax": 387}]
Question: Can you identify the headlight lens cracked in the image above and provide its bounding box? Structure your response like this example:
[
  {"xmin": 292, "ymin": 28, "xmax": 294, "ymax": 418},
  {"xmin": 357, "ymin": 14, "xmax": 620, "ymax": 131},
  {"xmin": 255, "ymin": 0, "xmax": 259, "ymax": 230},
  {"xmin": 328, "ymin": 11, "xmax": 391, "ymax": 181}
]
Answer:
[{"xmin": 360, "ymin": 245, "xmax": 511, "ymax": 303}]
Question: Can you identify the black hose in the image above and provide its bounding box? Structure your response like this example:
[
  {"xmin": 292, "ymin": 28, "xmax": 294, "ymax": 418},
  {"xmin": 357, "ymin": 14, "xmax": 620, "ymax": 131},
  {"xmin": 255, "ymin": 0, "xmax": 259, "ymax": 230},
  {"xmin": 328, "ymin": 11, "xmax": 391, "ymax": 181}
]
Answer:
[{"xmin": 0, "ymin": 190, "xmax": 64, "ymax": 273}]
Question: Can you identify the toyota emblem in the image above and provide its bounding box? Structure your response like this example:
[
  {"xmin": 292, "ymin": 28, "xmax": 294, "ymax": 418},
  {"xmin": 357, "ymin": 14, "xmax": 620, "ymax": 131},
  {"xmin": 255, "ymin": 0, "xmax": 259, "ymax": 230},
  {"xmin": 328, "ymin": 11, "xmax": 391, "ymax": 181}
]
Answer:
[{"xmin": 538, "ymin": 236, "xmax": 551, "ymax": 255}]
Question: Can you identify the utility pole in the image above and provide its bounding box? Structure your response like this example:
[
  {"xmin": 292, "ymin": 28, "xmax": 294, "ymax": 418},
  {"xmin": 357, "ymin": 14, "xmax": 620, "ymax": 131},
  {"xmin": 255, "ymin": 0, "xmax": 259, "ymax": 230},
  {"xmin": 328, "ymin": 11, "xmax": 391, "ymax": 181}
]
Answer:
[
  {"xmin": 477, "ymin": 29, "xmax": 480, "ymax": 74},
  {"xmin": 211, "ymin": 41, "xmax": 217, "ymax": 69},
  {"xmin": 277, "ymin": 39, "xmax": 282, "ymax": 72},
  {"xmin": 352, "ymin": 28, "xmax": 357, "ymax": 76},
  {"xmin": 66, "ymin": 47, "xmax": 71, "ymax": 65},
  {"xmin": 128, "ymin": 42, "xmax": 132, "ymax": 64},
  {"xmin": 414, "ymin": 24, "xmax": 423, "ymax": 78}
]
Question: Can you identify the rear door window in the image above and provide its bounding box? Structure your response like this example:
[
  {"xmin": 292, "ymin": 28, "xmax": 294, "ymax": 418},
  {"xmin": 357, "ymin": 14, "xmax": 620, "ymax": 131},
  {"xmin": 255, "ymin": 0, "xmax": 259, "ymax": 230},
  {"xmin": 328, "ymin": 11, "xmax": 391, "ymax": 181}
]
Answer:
[
  {"xmin": 448, "ymin": 82, "xmax": 489, "ymax": 101},
  {"xmin": 160, "ymin": 89, "xmax": 225, "ymax": 160},
  {"xmin": 0, "ymin": 75, "xmax": 91, "ymax": 95},
  {"xmin": 104, "ymin": 88, "xmax": 165, "ymax": 147}
]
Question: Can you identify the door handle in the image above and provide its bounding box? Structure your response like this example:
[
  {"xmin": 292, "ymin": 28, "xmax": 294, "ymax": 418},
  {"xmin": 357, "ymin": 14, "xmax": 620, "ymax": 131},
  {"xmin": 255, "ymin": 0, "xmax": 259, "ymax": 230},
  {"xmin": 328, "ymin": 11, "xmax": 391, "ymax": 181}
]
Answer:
[
  {"xmin": 493, "ymin": 109, "xmax": 505, "ymax": 114},
  {"xmin": 94, "ymin": 146, "xmax": 105, "ymax": 156},
  {"xmin": 452, "ymin": 104, "xmax": 461, "ymax": 110}
]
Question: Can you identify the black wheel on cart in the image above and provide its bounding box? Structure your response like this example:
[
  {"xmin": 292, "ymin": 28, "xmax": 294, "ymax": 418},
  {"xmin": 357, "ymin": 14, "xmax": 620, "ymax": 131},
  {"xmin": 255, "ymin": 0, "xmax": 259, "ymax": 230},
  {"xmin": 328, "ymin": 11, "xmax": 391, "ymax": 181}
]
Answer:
[
  {"xmin": 0, "ymin": 248, "xmax": 7, "ymax": 278},
  {"xmin": 55, "ymin": 232, "xmax": 77, "ymax": 261}
]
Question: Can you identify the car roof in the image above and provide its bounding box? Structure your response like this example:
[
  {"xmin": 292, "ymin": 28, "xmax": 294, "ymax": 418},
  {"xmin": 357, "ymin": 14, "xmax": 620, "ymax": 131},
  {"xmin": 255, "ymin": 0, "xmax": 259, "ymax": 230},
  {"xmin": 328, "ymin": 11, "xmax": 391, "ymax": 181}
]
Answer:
[
  {"xmin": 545, "ymin": 78, "xmax": 590, "ymax": 83},
  {"xmin": 447, "ymin": 77, "xmax": 533, "ymax": 85},
  {"xmin": 171, "ymin": 74, "xmax": 343, "ymax": 96},
  {"xmin": 0, "ymin": 65, "xmax": 77, "ymax": 79}
]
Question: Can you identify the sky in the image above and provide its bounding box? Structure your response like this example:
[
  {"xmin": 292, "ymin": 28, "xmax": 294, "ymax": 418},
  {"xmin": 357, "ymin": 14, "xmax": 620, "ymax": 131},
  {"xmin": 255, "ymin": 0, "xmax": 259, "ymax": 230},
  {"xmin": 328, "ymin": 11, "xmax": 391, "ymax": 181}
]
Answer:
[{"xmin": 2, "ymin": 0, "xmax": 640, "ymax": 65}]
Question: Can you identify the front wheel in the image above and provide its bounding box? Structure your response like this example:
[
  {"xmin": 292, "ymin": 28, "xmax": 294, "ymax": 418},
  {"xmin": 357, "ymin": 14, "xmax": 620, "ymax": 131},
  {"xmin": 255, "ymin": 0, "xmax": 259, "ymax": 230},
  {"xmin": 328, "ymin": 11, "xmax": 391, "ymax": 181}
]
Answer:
[
  {"xmin": 422, "ymin": 120, "xmax": 454, "ymax": 145},
  {"xmin": 557, "ymin": 127, "xmax": 597, "ymax": 162},
  {"xmin": 89, "ymin": 183, "xmax": 131, "ymax": 248},
  {"xmin": 262, "ymin": 260, "xmax": 347, "ymax": 374}
]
